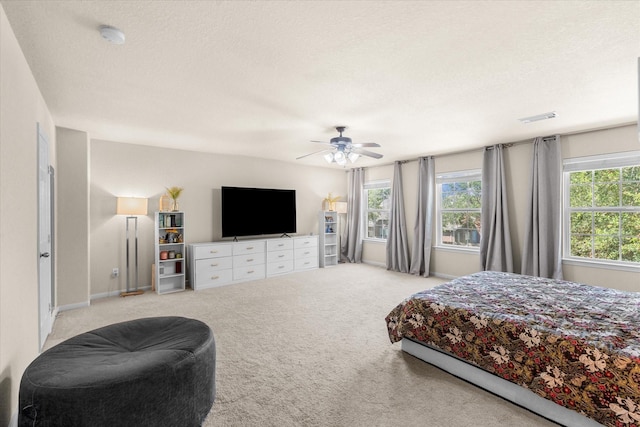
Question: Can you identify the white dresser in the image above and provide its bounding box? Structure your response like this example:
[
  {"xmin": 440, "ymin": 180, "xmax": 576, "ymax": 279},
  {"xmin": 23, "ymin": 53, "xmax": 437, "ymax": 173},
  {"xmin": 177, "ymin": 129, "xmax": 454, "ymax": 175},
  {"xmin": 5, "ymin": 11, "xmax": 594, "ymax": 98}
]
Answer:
[{"xmin": 188, "ymin": 235, "xmax": 318, "ymax": 291}]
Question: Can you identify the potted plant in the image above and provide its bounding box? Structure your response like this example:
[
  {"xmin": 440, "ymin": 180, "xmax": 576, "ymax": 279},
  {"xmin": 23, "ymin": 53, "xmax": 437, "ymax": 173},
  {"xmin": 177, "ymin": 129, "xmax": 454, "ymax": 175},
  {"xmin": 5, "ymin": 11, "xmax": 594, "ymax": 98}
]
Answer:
[
  {"xmin": 166, "ymin": 186, "xmax": 183, "ymax": 211},
  {"xmin": 323, "ymin": 193, "xmax": 340, "ymax": 211}
]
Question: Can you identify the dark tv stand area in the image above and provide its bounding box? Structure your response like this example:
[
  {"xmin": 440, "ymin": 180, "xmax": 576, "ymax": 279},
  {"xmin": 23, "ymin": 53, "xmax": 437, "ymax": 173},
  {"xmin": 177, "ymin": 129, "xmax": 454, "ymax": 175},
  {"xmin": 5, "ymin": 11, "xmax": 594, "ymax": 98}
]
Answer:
[{"xmin": 280, "ymin": 233, "xmax": 292, "ymax": 238}]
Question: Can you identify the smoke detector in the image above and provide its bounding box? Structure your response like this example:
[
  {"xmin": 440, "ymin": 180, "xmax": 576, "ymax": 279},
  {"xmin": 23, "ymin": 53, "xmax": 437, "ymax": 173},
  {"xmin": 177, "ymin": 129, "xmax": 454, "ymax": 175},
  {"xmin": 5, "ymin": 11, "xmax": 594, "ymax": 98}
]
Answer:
[{"xmin": 99, "ymin": 25, "xmax": 125, "ymax": 45}]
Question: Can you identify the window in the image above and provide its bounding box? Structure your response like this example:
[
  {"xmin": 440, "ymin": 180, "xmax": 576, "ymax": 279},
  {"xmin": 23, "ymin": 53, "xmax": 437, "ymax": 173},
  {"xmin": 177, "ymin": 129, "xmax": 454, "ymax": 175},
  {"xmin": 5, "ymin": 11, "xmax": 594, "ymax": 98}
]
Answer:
[
  {"xmin": 563, "ymin": 152, "xmax": 640, "ymax": 265},
  {"xmin": 364, "ymin": 180, "xmax": 391, "ymax": 240},
  {"xmin": 436, "ymin": 170, "xmax": 482, "ymax": 248}
]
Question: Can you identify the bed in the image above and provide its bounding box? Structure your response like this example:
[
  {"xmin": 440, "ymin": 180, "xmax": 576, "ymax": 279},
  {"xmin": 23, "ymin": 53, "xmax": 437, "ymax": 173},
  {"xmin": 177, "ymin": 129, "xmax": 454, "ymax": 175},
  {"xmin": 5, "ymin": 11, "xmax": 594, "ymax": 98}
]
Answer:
[{"xmin": 386, "ymin": 271, "xmax": 640, "ymax": 427}]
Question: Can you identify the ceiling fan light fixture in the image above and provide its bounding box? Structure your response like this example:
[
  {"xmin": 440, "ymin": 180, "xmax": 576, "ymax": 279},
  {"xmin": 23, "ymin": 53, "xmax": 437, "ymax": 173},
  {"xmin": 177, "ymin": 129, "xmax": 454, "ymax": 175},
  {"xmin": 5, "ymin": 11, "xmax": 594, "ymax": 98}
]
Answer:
[
  {"xmin": 334, "ymin": 151, "xmax": 347, "ymax": 165},
  {"xmin": 348, "ymin": 152, "xmax": 360, "ymax": 163},
  {"xmin": 323, "ymin": 153, "xmax": 334, "ymax": 163}
]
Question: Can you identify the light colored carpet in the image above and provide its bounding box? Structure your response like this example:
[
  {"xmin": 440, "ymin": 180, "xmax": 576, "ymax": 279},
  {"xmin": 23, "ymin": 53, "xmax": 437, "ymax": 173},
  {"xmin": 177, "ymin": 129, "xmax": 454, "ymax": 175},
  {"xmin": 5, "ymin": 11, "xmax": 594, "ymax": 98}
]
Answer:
[{"xmin": 47, "ymin": 263, "xmax": 557, "ymax": 426}]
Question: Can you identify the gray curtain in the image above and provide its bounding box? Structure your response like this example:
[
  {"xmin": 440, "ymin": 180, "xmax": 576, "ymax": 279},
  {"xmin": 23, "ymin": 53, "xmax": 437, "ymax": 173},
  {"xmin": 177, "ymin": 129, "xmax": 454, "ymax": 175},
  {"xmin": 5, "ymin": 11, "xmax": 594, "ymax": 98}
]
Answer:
[
  {"xmin": 341, "ymin": 168, "xmax": 364, "ymax": 263},
  {"xmin": 480, "ymin": 145, "xmax": 514, "ymax": 272},
  {"xmin": 410, "ymin": 157, "xmax": 435, "ymax": 277},
  {"xmin": 386, "ymin": 162, "xmax": 410, "ymax": 272},
  {"xmin": 521, "ymin": 136, "xmax": 563, "ymax": 279}
]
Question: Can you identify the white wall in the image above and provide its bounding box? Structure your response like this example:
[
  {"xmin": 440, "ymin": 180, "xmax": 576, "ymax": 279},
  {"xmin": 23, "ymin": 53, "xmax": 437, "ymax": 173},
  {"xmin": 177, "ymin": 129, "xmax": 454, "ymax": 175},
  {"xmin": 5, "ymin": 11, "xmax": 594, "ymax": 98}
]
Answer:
[
  {"xmin": 0, "ymin": 5, "xmax": 56, "ymax": 424},
  {"xmin": 362, "ymin": 124, "xmax": 639, "ymax": 291},
  {"xmin": 88, "ymin": 139, "xmax": 347, "ymax": 297},
  {"xmin": 56, "ymin": 128, "xmax": 90, "ymax": 307}
]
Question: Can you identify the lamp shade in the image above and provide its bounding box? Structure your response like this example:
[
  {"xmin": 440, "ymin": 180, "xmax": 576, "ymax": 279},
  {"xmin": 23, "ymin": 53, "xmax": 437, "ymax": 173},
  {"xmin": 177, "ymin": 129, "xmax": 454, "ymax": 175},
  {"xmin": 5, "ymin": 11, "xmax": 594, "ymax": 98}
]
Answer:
[
  {"xmin": 116, "ymin": 197, "xmax": 148, "ymax": 215},
  {"xmin": 335, "ymin": 201, "xmax": 348, "ymax": 214}
]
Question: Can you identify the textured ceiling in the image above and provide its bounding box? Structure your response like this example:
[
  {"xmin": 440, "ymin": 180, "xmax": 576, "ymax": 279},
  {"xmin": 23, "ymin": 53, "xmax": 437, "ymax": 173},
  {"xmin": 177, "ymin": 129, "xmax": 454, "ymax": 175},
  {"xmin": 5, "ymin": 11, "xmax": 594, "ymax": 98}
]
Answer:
[{"xmin": 2, "ymin": 1, "xmax": 639, "ymax": 168}]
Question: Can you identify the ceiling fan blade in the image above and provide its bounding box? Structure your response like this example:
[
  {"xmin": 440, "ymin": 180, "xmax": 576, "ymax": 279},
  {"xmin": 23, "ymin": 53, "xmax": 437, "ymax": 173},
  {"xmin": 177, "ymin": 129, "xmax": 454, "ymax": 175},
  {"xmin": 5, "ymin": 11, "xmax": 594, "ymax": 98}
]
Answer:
[
  {"xmin": 352, "ymin": 148, "xmax": 383, "ymax": 159},
  {"xmin": 351, "ymin": 142, "xmax": 381, "ymax": 148},
  {"xmin": 310, "ymin": 140, "xmax": 331, "ymax": 144},
  {"xmin": 296, "ymin": 149, "xmax": 332, "ymax": 160}
]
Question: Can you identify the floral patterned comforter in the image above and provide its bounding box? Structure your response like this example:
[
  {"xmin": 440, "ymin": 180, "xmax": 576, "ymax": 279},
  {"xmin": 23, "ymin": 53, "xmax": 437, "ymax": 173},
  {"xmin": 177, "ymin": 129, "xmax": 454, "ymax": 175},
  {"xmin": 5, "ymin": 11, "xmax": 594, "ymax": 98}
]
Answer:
[{"xmin": 386, "ymin": 271, "xmax": 640, "ymax": 427}]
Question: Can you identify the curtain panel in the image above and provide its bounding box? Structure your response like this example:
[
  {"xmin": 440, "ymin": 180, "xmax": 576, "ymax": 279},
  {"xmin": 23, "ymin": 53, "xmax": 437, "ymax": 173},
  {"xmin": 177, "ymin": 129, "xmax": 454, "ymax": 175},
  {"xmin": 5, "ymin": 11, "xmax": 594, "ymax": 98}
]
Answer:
[
  {"xmin": 409, "ymin": 157, "xmax": 435, "ymax": 277},
  {"xmin": 341, "ymin": 168, "xmax": 364, "ymax": 263},
  {"xmin": 521, "ymin": 135, "xmax": 563, "ymax": 279},
  {"xmin": 386, "ymin": 162, "xmax": 410, "ymax": 272},
  {"xmin": 480, "ymin": 145, "xmax": 514, "ymax": 272}
]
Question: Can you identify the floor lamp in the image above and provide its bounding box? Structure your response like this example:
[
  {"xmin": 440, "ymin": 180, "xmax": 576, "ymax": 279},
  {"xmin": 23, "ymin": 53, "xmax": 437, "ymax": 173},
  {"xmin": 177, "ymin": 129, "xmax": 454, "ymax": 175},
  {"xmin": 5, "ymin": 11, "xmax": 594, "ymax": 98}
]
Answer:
[{"xmin": 116, "ymin": 197, "xmax": 148, "ymax": 297}]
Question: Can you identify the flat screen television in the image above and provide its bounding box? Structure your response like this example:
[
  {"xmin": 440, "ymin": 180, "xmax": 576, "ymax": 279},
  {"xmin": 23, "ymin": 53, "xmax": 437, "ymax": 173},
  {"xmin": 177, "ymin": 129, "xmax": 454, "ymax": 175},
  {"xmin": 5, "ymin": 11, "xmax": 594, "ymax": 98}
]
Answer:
[{"xmin": 221, "ymin": 186, "xmax": 296, "ymax": 238}]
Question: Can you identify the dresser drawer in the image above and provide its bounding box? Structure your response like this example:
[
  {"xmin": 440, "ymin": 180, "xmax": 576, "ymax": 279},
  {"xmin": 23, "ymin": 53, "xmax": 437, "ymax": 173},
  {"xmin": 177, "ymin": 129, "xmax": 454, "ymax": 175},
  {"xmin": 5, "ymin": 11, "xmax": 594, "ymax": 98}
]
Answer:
[
  {"xmin": 267, "ymin": 259, "xmax": 294, "ymax": 276},
  {"xmin": 234, "ymin": 264, "xmax": 266, "ymax": 281},
  {"xmin": 294, "ymin": 246, "xmax": 318, "ymax": 260},
  {"xmin": 194, "ymin": 268, "xmax": 233, "ymax": 290},
  {"xmin": 294, "ymin": 236, "xmax": 317, "ymax": 249},
  {"xmin": 194, "ymin": 244, "xmax": 232, "ymax": 259},
  {"xmin": 196, "ymin": 257, "xmax": 232, "ymax": 275},
  {"xmin": 295, "ymin": 256, "xmax": 318, "ymax": 271},
  {"xmin": 267, "ymin": 239, "xmax": 294, "ymax": 251},
  {"xmin": 234, "ymin": 253, "xmax": 264, "ymax": 268},
  {"xmin": 233, "ymin": 241, "xmax": 265, "ymax": 256},
  {"xmin": 266, "ymin": 249, "xmax": 294, "ymax": 263}
]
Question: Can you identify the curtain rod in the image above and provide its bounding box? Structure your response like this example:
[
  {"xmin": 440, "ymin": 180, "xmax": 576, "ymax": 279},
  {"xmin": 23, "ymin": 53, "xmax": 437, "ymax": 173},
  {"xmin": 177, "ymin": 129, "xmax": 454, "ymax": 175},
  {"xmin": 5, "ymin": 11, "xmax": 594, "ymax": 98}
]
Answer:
[{"xmin": 364, "ymin": 121, "xmax": 635, "ymax": 170}]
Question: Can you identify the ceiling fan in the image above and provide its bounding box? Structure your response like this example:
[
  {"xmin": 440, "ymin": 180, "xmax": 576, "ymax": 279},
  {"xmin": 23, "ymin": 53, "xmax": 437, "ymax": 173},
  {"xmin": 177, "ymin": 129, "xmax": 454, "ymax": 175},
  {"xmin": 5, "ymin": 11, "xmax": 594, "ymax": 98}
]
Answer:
[{"xmin": 297, "ymin": 126, "xmax": 383, "ymax": 165}]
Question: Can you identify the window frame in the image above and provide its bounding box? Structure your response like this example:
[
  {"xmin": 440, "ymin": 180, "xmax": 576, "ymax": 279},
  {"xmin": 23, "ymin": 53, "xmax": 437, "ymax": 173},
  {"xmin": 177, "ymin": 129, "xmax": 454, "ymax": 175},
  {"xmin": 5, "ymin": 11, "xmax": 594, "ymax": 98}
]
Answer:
[
  {"xmin": 362, "ymin": 180, "xmax": 391, "ymax": 242},
  {"xmin": 435, "ymin": 169, "xmax": 482, "ymax": 251},
  {"xmin": 562, "ymin": 151, "xmax": 640, "ymax": 270}
]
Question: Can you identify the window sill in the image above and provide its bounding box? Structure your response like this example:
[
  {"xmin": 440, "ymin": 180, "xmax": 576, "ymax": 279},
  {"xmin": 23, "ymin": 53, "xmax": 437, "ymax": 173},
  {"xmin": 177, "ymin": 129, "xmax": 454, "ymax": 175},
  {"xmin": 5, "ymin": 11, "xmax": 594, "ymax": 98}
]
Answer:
[
  {"xmin": 363, "ymin": 238, "xmax": 387, "ymax": 244},
  {"xmin": 562, "ymin": 258, "xmax": 640, "ymax": 273},
  {"xmin": 434, "ymin": 245, "xmax": 480, "ymax": 254}
]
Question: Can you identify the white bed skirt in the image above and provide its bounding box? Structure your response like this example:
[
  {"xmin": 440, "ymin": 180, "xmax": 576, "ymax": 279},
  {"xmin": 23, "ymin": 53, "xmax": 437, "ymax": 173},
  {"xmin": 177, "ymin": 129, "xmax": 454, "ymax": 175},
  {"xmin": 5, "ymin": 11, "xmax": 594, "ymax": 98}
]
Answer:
[{"xmin": 401, "ymin": 338, "xmax": 604, "ymax": 427}]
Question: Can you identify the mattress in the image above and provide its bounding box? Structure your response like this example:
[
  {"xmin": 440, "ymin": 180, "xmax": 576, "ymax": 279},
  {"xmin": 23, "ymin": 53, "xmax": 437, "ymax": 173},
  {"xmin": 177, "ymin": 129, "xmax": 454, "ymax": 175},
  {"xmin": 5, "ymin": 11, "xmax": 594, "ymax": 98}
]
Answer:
[{"xmin": 386, "ymin": 271, "xmax": 640, "ymax": 427}]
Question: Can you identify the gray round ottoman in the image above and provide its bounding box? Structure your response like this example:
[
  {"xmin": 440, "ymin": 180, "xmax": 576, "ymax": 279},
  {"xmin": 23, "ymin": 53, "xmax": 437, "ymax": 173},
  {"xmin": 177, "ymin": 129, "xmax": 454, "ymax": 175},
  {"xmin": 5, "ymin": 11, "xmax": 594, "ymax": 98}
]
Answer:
[{"xmin": 19, "ymin": 316, "xmax": 215, "ymax": 427}]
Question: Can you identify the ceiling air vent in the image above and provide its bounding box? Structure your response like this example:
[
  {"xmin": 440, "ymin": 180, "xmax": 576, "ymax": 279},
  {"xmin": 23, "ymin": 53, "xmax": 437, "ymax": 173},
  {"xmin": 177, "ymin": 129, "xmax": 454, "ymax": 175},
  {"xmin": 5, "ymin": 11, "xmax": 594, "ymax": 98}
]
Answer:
[{"xmin": 518, "ymin": 111, "xmax": 557, "ymax": 123}]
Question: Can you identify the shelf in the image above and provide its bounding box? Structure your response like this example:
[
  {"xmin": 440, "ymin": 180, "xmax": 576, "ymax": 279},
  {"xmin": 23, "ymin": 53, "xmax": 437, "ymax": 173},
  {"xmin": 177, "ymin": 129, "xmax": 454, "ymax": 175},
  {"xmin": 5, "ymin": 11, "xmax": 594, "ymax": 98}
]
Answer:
[
  {"xmin": 155, "ymin": 211, "xmax": 186, "ymax": 294},
  {"xmin": 159, "ymin": 273, "xmax": 184, "ymax": 279}
]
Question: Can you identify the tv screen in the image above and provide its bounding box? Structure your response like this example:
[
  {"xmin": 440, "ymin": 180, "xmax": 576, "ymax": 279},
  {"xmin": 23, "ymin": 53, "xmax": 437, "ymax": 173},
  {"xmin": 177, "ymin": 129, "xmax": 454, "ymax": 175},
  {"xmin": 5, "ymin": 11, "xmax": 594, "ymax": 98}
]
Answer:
[{"xmin": 221, "ymin": 186, "xmax": 297, "ymax": 238}]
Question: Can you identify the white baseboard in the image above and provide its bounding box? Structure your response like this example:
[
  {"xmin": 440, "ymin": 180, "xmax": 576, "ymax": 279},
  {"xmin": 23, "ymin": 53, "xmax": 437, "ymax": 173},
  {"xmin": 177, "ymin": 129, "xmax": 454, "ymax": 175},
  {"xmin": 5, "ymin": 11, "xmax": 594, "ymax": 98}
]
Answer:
[
  {"xmin": 9, "ymin": 410, "xmax": 17, "ymax": 427},
  {"xmin": 431, "ymin": 272, "xmax": 457, "ymax": 280},
  {"xmin": 90, "ymin": 285, "xmax": 152, "ymax": 301},
  {"xmin": 57, "ymin": 300, "xmax": 90, "ymax": 312}
]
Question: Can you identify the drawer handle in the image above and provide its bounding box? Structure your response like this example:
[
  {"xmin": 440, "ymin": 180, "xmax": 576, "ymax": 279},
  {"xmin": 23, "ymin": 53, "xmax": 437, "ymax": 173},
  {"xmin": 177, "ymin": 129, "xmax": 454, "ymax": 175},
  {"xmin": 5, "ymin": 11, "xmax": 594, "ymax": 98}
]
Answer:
[
  {"xmin": 278, "ymin": 254, "xmax": 284, "ymax": 258},
  {"xmin": 211, "ymin": 275, "xmax": 219, "ymax": 280},
  {"xmin": 304, "ymin": 251, "xmax": 310, "ymax": 255},
  {"xmin": 210, "ymin": 250, "xmax": 218, "ymax": 254},
  {"xmin": 278, "ymin": 265, "xmax": 284, "ymax": 269},
  {"xmin": 278, "ymin": 243, "xmax": 284, "ymax": 247},
  {"xmin": 246, "ymin": 246, "xmax": 254, "ymax": 250},
  {"xmin": 247, "ymin": 270, "xmax": 255, "ymax": 274},
  {"xmin": 211, "ymin": 263, "xmax": 219, "ymax": 267}
]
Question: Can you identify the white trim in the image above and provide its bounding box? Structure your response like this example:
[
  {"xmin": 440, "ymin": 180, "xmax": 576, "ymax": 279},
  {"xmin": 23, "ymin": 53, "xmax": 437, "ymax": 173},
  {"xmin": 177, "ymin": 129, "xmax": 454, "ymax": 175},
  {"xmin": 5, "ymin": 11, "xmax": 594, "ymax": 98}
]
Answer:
[
  {"xmin": 362, "ymin": 260, "xmax": 386, "ymax": 268},
  {"xmin": 9, "ymin": 411, "xmax": 17, "ymax": 427},
  {"xmin": 363, "ymin": 179, "xmax": 390, "ymax": 189},
  {"xmin": 562, "ymin": 258, "xmax": 640, "ymax": 273},
  {"xmin": 362, "ymin": 237, "xmax": 386, "ymax": 244},
  {"xmin": 433, "ymin": 245, "xmax": 480, "ymax": 254},
  {"xmin": 90, "ymin": 285, "xmax": 152, "ymax": 301},
  {"xmin": 563, "ymin": 150, "xmax": 640, "ymax": 171},
  {"xmin": 57, "ymin": 301, "xmax": 90, "ymax": 312},
  {"xmin": 436, "ymin": 168, "xmax": 482, "ymax": 183},
  {"xmin": 562, "ymin": 153, "xmax": 640, "ymax": 266}
]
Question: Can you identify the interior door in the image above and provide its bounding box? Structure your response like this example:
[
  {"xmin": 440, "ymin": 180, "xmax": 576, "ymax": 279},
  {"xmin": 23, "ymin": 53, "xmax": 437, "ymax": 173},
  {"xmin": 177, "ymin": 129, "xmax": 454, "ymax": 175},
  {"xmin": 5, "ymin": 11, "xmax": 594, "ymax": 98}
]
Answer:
[{"xmin": 38, "ymin": 123, "xmax": 53, "ymax": 350}]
